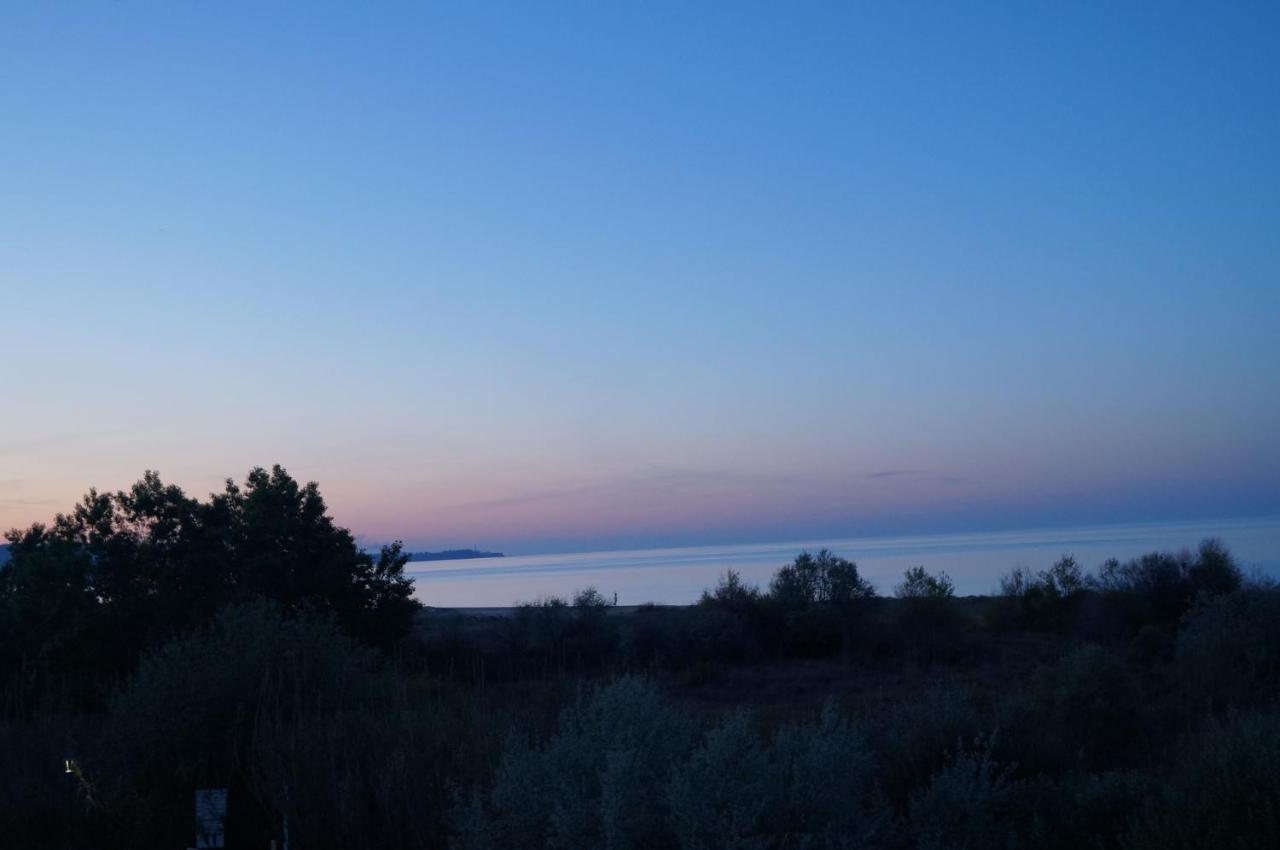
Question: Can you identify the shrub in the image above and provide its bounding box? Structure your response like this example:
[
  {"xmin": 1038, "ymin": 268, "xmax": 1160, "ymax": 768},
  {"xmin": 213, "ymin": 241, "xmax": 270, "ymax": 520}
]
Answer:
[
  {"xmin": 766, "ymin": 703, "xmax": 890, "ymax": 848},
  {"xmin": 995, "ymin": 556, "xmax": 1087, "ymax": 632},
  {"xmin": 685, "ymin": 605, "xmax": 764, "ymax": 664},
  {"xmin": 669, "ymin": 704, "xmax": 890, "ymax": 850},
  {"xmin": 875, "ymin": 684, "xmax": 990, "ymax": 807},
  {"xmin": 895, "ymin": 566, "xmax": 955, "ymax": 599},
  {"xmin": 1125, "ymin": 712, "xmax": 1280, "ymax": 850},
  {"xmin": 1090, "ymin": 541, "xmax": 1241, "ymax": 632},
  {"xmin": 457, "ymin": 683, "xmax": 891, "ymax": 850},
  {"xmin": 109, "ymin": 599, "xmax": 381, "ymax": 781},
  {"xmin": 1, "ymin": 466, "xmax": 419, "ymax": 715},
  {"xmin": 1022, "ymin": 770, "xmax": 1149, "ymax": 850},
  {"xmin": 1185, "ymin": 538, "xmax": 1243, "ymax": 597},
  {"xmin": 890, "ymin": 568, "xmax": 969, "ymax": 660},
  {"xmin": 667, "ymin": 711, "xmax": 770, "ymax": 850},
  {"xmin": 1098, "ymin": 552, "xmax": 1191, "ymax": 628},
  {"xmin": 1175, "ymin": 586, "xmax": 1280, "ymax": 711},
  {"xmin": 101, "ymin": 599, "xmax": 384, "ymax": 847},
  {"xmin": 907, "ymin": 742, "xmax": 1019, "ymax": 850},
  {"xmin": 509, "ymin": 596, "xmax": 571, "ymax": 660},
  {"xmin": 573, "ymin": 587, "xmax": 610, "ymax": 610},
  {"xmin": 769, "ymin": 550, "xmax": 875, "ymax": 609},
  {"xmin": 779, "ymin": 604, "xmax": 846, "ymax": 658},
  {"xmin": 1128, "ymin": 624, "xmax": 1174, "ymax": 666},
  {"xmin": 994, "ymin": 646, "xmax": 1142, "ymax": 775},
  {"xmin": 247, "ymin": 693, "xmax": 478, "ymax": 850},
  {"xmin": 453, "ymin": 677, "xmax": 696, "ymax": 850},
  {"xmin": 699, "ymin": 570, "xmax": 762, "ymax": 612}
]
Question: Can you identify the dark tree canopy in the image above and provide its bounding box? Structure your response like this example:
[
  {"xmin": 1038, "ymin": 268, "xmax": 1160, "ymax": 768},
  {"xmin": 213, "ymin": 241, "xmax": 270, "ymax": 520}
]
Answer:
[
  {"xmin": 769, "ymin": 549, "xmax": 876, "ymax": 608},
  {"xmin": 0, "ymin": 465, "xmax": 419, "ymax": 713},
  {"xmin": 894, "ymin": 566, "xmax": 956, "ymax": 599}
]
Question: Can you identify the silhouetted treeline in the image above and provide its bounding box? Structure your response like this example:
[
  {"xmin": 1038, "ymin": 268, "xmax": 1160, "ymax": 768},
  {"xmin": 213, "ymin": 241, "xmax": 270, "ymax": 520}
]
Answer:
[
  {"xmin": 414, "ymin": 543, "xmax": 1250, "ymax": 679},
  {"xmin": 2, "ymin": 470, "xmax": 1279, "ymax": 848},
  {"xmin": 0, "ymin": 466, "xmax": 419, "ymax": 715},
  {"xmin": 404, "ymin": 549, "xmax": 504, "ymax": 561}
]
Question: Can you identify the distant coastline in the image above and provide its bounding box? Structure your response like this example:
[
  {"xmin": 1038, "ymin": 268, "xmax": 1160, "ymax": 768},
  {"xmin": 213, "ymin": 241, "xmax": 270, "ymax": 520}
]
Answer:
[{"xmin": 404, "ymin": 549, "xmax": 503, "ymax": 562}]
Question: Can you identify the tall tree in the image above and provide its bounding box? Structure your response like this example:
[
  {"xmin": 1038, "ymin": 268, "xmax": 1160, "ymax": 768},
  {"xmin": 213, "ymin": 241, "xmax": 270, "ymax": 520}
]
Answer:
[{"xmin": 1, "ymin": 465, "xmax": 420, "ymax": 713}]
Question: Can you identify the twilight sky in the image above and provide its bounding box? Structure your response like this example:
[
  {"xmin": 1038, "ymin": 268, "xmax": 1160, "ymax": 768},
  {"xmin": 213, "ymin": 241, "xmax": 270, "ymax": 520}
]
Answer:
[{"xmin": 2, "ymin": 3, "xmax": 1278, "ymax": 553}]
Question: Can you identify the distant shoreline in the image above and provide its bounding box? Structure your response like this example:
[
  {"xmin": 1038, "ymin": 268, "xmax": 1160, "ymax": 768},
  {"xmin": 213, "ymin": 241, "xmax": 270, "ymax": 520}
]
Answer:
[{"xmin": 404, "ymin": 549, "xmax": 503, "ymax": 562}]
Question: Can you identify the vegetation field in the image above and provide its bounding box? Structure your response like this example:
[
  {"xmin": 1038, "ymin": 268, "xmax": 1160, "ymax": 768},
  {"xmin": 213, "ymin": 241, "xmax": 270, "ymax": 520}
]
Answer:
[{"xmin": 3, "ymin": 468, "xmax": 1278, "ymax": 849}]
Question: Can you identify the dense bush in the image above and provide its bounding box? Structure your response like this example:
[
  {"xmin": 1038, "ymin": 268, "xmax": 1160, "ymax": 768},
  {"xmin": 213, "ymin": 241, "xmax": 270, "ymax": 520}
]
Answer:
[
  {"xmin": 249, "ymin": 689, "xmax": 491, "ymax": 850},
  {"xmin": 1125, "ymin": 712, "xmax": 1280, "ymax": 850},
  {"xmin": 907, "ymin": 743, "xmax": 1019, "ymax": 850},
  {"xmin": 1175, "ymin": 585, "xmax": 1280, "ymax": 711},
  {"xmin": 3, "ymin": 529, "xmax": 1276, "ymax": 849},
  {"xmin": 874, "ymin": 684, "xmax": 990, "ymax": 807},
  {"xmin": 699, "ymin": 569, "xmax": 763, "ymax": 612},
  {"xmin": 896, "ymin": 566, "xmax": 956, "ymax": 599},
  {"xmin": 769, "ymin": 550, "xmax": 876, "ymax": 609},
  {"xmin": 890, "ymin": 567, "xmax": 969, "ymax": 659},
  {"xmin": 0, "ymin": 466, "xmax": 420, "ymax": 713},
  {"xmin": 1018, "ymin": 770, "xmax": 1149, "ymax": 850},
  {"xmin": 670, "ymin": 704, "xmax": 889, "ymax": 850},
  {"xmin": 455, "ymin": 680, "xmax": 890, "ymax": 850},
  {"xmin": 109, "ymin": 599, "xmax": 382, "ymax": 777},
  {"xmin": 497, "ymin": 588, "xmax": 622, "ymax": 674},
  {"xmin": 994, "ymin": 556, "xmax": 1089, "ymax": 632},
  {"xmin": 996, "ymin": 540, "xmax": 1244, "ymax": 635},
  {"xmin": 1032, "ymin": 645, "xmax": 1142, "ymax": 769},
  {"xmin": 453, "ymin": 677, "xmax": 697, "ymax": 849},
  {"xmin": 101, "ymin": 600, "xmax": 385, "ymax": 846}
]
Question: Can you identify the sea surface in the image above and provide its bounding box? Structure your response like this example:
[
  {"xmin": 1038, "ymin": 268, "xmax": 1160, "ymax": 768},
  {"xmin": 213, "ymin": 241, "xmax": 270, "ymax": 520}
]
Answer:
[{"xmin": 408, "ymin": 517, "xmax": 1280, "ymax": 607}]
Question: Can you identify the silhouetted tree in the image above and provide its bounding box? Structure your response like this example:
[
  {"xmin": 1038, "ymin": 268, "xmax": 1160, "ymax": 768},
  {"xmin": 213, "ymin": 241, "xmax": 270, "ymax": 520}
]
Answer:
[
  {"xmin": 895, "ymin": 566, "xmax": 955, "ymax": 599},
  {"xmin": 698, "ymin": 570, "xmax": 762, "ymax": 612},
  {"xmin": 769, "ymin": 550, "xmax": 875, "ymax": 608},
  {"xmin": 0, "ymin": 465, "xmax": 419, "ymax": 712}
]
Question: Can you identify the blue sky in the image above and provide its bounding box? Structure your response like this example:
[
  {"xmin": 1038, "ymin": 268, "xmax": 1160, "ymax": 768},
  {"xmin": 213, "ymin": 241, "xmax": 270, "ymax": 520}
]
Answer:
[{"xmin": 3, "ymin": 2, "xmax": 1278, "ymax": 552}]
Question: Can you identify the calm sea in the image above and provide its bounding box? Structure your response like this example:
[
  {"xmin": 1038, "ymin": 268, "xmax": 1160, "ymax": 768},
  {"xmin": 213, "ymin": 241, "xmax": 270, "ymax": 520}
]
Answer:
[{"xmin": 407, "ymin": 517, "xmax": 1280, "ymax": 607}]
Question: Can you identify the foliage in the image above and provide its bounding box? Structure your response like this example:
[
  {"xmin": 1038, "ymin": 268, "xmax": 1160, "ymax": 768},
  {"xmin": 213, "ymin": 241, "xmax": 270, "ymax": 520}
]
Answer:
[
  {"xmin": 666, "ymin": 711, "xmax": 770, "ymax": 850},
  {"xmin": 895, "ymin": 566, "xmax": 956, "ymax": 599},
  {"xmin": 767, "ymin": 704, "xmax": 890, "ymax": 848},
  {"xmin": 573, "ymin": 586, "xmax": 610, "ymax": 609},
  {"xmin": 2, "ymin": 527, "xmax": 1276, "ymax": 849},
  {"xmin": 670, "ymin": 703, "xmax": 891, "ymax": 850},
  {"xmin": 453, "ymin": 676, "xmax": 697, "ymax": 849},
  {"xmin": 1091, "ymin": 539, "xmax": 1242, "ymax": 630},
  {"xmin": 248, "ymin": 687, "xmax": 489, "ymax": 850},
  {"xmin": 96, "ymin": 600, "xmax": 384, "ymax": 845},
  {"xmin": 699, "ymin": 570, "xmax": 763, "ymax": 612},
  {"xmin": 768, "ymin": 550, "xmax": 876, "ymax": 609},
  {"xmin": 890, "ymin": 567, "xmax": 968, "ymax": 660},
  {"xmin": 874, "ymin": 684, "xmax": 990, "ymax": 806},
  {"xmin": 907, "ymin": 742, "xmax": 1019, "ymax": 850},
  {"xmin": 996, "ymin": 541, "xmax": 1243, "ymax": 634},
  {"xmin": 1032, "ymin": 644, "xmax": 1142, "ymax": 769},
  {"xmin": 108, "ymin": 599, "xmax": 381, "ymax": 776},
  {"xmin": 1022, "ymin": 770, "xmax": 1149, "ymax": 850},
  {"xmin": 502, "ymin": 589, "xmax": 621, "ymax": 673},
  {"xmin": 995, "ymin": 556, "xmax": 1088, "ymax": 632},
  {"xmin": 1125, "ymin": 712, "xmax": 1280, "ymax": 850},
  {"xmin": 453, "ymin": 681, "xmax": 891, "ymax": 850},
  {"xmin": 1175, "ymin": 585, "xmax": 1280, "ymax": 711},
  {"xmin": 0, "ymin": 466, "xmax": 419, "ymax": 712}
]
